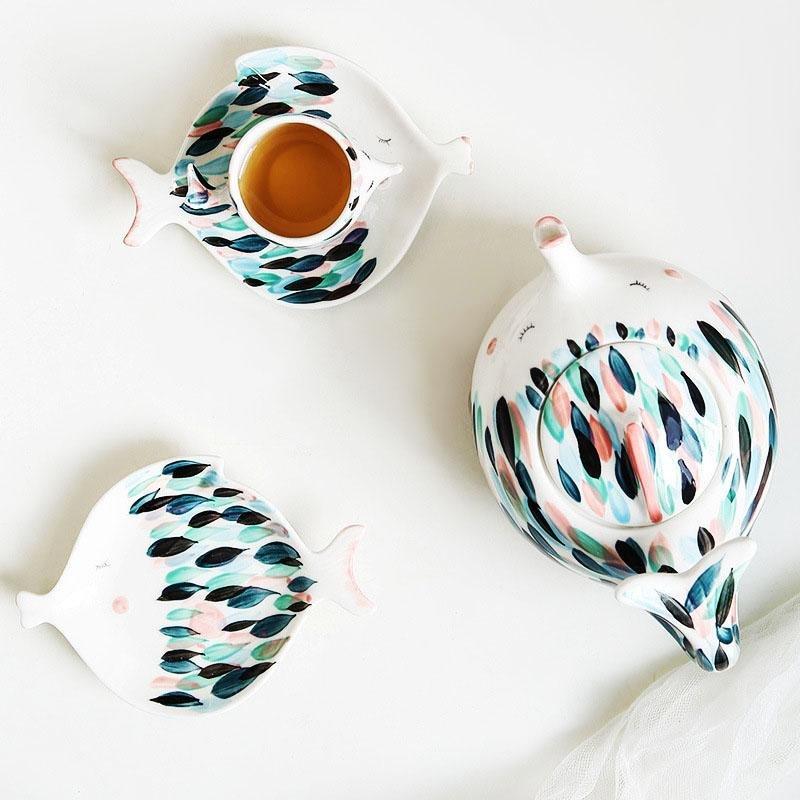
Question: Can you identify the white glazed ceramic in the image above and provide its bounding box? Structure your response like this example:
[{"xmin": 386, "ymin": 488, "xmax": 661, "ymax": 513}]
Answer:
[
  {"xmin": 471, "ymin": 217, "xmax": 777, "ymax": 671},
  {"xmin": 228, "ymin": 114, "xmax": 402, "ymax": 248},
  {"xmin": 17, "ymin": 457, "xmax": 372, "ymax": 715},
  {"xmin": 114, "ymin": 46, "xmax": 472, "ymax": 307}
]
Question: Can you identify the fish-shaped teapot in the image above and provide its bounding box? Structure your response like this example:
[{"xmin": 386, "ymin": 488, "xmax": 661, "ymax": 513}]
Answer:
[{"xmin": 471, "ymin": 217, "xmax": 777, "ymax": 671}]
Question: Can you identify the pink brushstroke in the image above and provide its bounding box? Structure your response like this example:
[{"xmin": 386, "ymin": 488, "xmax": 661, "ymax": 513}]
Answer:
[{"xmin": 625, "ymin": 422, "xmax": 663, "ymax": 523}]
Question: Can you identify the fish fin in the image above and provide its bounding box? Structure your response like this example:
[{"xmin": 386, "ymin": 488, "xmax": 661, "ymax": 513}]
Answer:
[
  {"xmin": 436, "ymin": 135, "xmax": 473, "ymax": 176},
  {"xmin": 616, "ymin": 538, "xmax": 756, "ymax": 671},
  {"xmin": 16, "ymin": 590, "xmax": 53, "ymax": 629},
  {"xmin": 311, "ymin": 524, "xmax": 373, "ymax": 615},
  {"xmin": 113, "ymin": 158, "xmax": 181, "ymax": 246}
]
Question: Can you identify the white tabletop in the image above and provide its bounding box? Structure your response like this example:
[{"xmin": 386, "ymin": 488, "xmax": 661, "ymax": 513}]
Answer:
[{"xmin": 2, "ymin": 1, "xmax": 798, "ymax": 797}]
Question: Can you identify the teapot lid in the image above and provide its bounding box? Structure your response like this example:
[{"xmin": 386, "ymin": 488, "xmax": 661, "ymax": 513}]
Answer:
[{"xmin": 538, "ymin": 340, "xmax": 723, "ymax": 527}]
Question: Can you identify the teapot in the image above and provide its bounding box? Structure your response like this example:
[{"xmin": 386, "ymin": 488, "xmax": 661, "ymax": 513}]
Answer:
[{"xmin": 471, "ymin": 217, "xmax": 777, "ymax": 671}]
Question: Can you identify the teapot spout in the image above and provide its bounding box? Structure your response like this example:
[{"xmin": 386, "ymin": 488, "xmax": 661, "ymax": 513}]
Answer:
[
  {"xmin": 616, "ymin": 538, "xmax": 757, "ymax": 672},
  {"xmin": 533, "ymin": 216, "xmax": 599, "ymax": 290}
]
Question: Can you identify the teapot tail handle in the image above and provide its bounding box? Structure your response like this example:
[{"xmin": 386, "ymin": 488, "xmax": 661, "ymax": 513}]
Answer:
[{"xmin": 615, "ymin": 538, "xmax": 757, "ymax": 672}]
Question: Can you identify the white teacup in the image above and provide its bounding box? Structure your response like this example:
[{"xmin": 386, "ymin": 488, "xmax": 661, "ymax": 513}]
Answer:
[{"xmin": 228, "ymin": 114, "xmax": 402, "ymax": 248}]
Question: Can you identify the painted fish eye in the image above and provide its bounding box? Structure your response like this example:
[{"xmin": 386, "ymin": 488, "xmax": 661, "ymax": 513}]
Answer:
[
  {"xmin": 518, "ymin": 323, "xmax": 535, "ymax": 341},
  {"xmin": 629, "ymin": 280, "xmax": 650, "ymax": 290}
]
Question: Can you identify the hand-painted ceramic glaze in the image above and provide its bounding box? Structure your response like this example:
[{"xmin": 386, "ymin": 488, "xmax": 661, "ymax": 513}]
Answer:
[
  {"xmin": 16, "ymin": 458, "xmax": 372, "ymax": 715},
  {"xmin": 114, "ymin": 46, "xmax": 472, "ymax": 307},
  {"xmin": 471, "ymin": 217, "xmax": 777, "ymax": 671}
]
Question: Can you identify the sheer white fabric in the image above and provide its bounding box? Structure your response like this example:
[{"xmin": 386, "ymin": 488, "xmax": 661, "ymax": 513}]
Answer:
[{"xmin": 535, "ymin": 594, "xmax": 800, "ymax": 800}]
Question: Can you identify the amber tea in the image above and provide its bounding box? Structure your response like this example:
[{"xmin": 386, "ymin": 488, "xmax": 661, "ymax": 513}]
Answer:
[{"xmin": 238, "ymin": 122, "xmax": 352, "ymax": 239}]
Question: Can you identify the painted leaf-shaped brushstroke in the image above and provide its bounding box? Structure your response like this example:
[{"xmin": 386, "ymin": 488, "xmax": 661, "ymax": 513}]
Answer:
[
  {"xmin": 158, "ymin": 661, "xmax": 197, "ymax": 676},
  {"xmin": 162, "ymin": 649, "xmax": 202, "ymax": 663},
  {"xmin": 684, "ymin": 560, "xmax": 721, "ymax": 612},
  {"xmin": 738, "ymin": 415, "xmax": 752, "ymax": 481},
  {"xmin": 129, "ymin": 490, "xmax": 163, "ymax": 513},
  {"xmin": 221, "ymin": 619, "xmax": 257, "ymax": 632},
  {"xmin": 495, "ymin": 397, "xmax": 516, "ymax": 465},
  {"xmin": 696, "ymin": 649, "xmax": 714, "ymax": 672},
  {"xmin": 714, "ymin": 646, "xmax": 729, "ymax": 671},
  {"xmin": 514, "ymin": 460, "xmax": 536, "ymax": 501},
  {"xmin": 528, "ymin": 500, "xmax": 561, "ymax": 544},
  {"xmin": 150, "ymin": 691, "xmax": 202, "ymax": 707},
  {"xmin": 571, "ymin": 548, "xmax": 610, "ymax": 576},
  {"xmin": 579, "ymin": 366, "xmax": 600, "ymax": 411},
  {"xmin": 659, "ymin": 593, "xmax": 694, "ymax": 628},
  {"xmin": 158, "ymin": 582, "xmax": 206, "ymax": 601},
  {"xmin": 697, "ymin": 320, "xmax": 742, "ymax": 377},
  {"xmin": 484, "ymin": 428, "xmax": 496, "ymax": 473},
  {"xmin": 147, "ymin": 536, "xmax": 195, "ymax": 558},
  {"xmin": 198, "ymin": 663, "xmax": 238, "ymax": 679},
  {"xmin": 210, "ymin": 662, "xmax": 273, "ymax": 700},
  {"xmin": 571, "ymin": 403, "xmax": 601, "ymax": 478},
  {"xmin": 164, "ymin": 494, "xmax": 212, "ymax": 515},
  {"xmin": 188, "ymin": 510, "xmax": 221, "ymax": 528},
  {"xmin": 526, "ymin": 386, "xmax": 543, "ymax": 410},
  {"xmin": 205, "ymin": 585, "xmax": 246, "ymax": 602},
  {"xmin": 526, "ymin": 524, "xmax": 559, "ymax": 560},
  {"xmin": 251, "ymin": 638, "xmax": 289, "ymax": 662},
  {"xmin": 251, "ymin": 613, "xmax": 295, "ymax": 639},
  {"xmin": 585, "ymin": 332, "xmax": 599, "ymax": 351},
  {"xmin": 557, "ymin": 461, "xmax": 581, "ymax": 502},
  {"xmin": 680, "ymin": 371, "xmax": 706, "ymax": 416},
  {"xmin": 567, "ymin": 339, "xmax": 582, "ymax": 358},
  {"xmin": 615, "ymin": 538, "xmax": 647, "ymax": 573},
  {"xmin": 254, "ymin": 541, "xmax": 302, "ymax": 566},
  {"xmin": 186, "ymin": 127, "xmax": 234, "ymax": 157},
  {"xmin": 253, "ymin": 101, "xmax": 293, "ymax": 117},
  {"xmin": 162, "ymin": 460, "xmax": 209, "ymax": 478},
  {"xmin": 232, "ymin": 85, "xmax": 269, "ymax": 105},
  {"xmin": 608, "ymin": 347, "xmax": 636, "ymax": 394},
  {"xmin": 195, "ymin": 546, "xmax": 246, "ymax": 568},
  {"xmin": 614, "ymin": 444, "xmax": 638, "ymax": 499},
  {"xmin": 697, "ymin": 526, "xmax": 715, "ymax": 555},
  {"xmin": 678, "ymin": 459, "xmax": 696, "ymax": 504},
  {"xmin": 716, "ymin": 570, "xmax": 735, "ymax": 627},
  {"xmin": 213, "ymin": 487, "xmax": 241, "ymax": 498},
  {"xmin": 717, "ymin": 626, "xmax": 734, "ymax": 645},
  {"xmin": 294, "ymin": 82, "xmax": 338, "ymax": 96},
  {"xmin": 666, "ymin": 326, "xmax": 676, "ymax": 346},
  {"xmin": 742, "ymin": 445, "xmax": 773, "ymax": 529},
  {"xmin": 228, "ymin": 586, "xmax": 278, "ymax": 609},
  {"xmin": 159, "ymin": 626, "xmax": 200, "ymax": 638},
  {"xmin": 657, "ymin": 391, "xmax": 683, "ymax": 450},
  {"xmin": 287, "ymin": 577, "xmax": 316, "ymax": 593},
  {"xmin": 616, "ymin": 322, "xmax": 628, "ymax": 339},
  {"xmin": 530, "ymin": 367, "xmax": 549, "ymax": 395}
]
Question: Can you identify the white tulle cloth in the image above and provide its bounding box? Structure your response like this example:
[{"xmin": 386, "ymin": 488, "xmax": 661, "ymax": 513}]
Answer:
[{"xmin": 535, "ymin": 593, "xmax": 800, "ymax": 800}]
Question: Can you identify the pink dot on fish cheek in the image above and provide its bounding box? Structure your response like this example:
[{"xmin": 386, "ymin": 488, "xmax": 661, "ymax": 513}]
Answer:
[
  {"xmin": 112, "ymin": 596, "xmax": 129, "ymax": 614},
  {"xmin": 487, "ymin": 337, "xmax": 497, "ymax": 355},
  {"xmin": 664, "ymin": 268, "xmax": 682, "ymax": 278}
]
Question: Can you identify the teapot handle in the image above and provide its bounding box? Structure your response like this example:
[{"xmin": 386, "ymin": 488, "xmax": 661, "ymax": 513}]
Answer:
[{"xmin": 616, "ymin": 538, "xmax": 757, "ymax": 672}]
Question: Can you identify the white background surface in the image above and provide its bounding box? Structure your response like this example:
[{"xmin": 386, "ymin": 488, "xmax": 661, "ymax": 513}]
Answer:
[{"xmin": 1, "ymin": 2, "xmax": 798, "ymax": 798}]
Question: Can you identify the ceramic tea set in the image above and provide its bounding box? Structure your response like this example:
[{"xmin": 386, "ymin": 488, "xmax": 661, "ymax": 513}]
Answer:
[{"xmin": 18, "ymin": 46, "xmax": 777, "ymax": 714}]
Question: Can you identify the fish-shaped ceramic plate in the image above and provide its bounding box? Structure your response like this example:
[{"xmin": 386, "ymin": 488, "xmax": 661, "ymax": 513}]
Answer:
[
  {"xmin": 16, "ymin": 457, "xmax": 372, "ymax": 716},
  {"xmin": 114, "ymin": 46, "xmax": 472, "ymax": 307}
]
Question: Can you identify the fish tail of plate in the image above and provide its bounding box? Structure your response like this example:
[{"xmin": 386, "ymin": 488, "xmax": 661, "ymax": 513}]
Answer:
[
  {"xmin": 310, "ymin": 524, "xmax": 374, "ymax": 615},
  {"xmin": 113, "ymin": 158, "xmax": 181, "ymax": 246},
  {"xmin": 16, "ymin": 589, "xmax": 55, "ymax": 629},
  {"xmin": 436, "ymin": 135, "xmax": 474, "ymax": 176}
]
